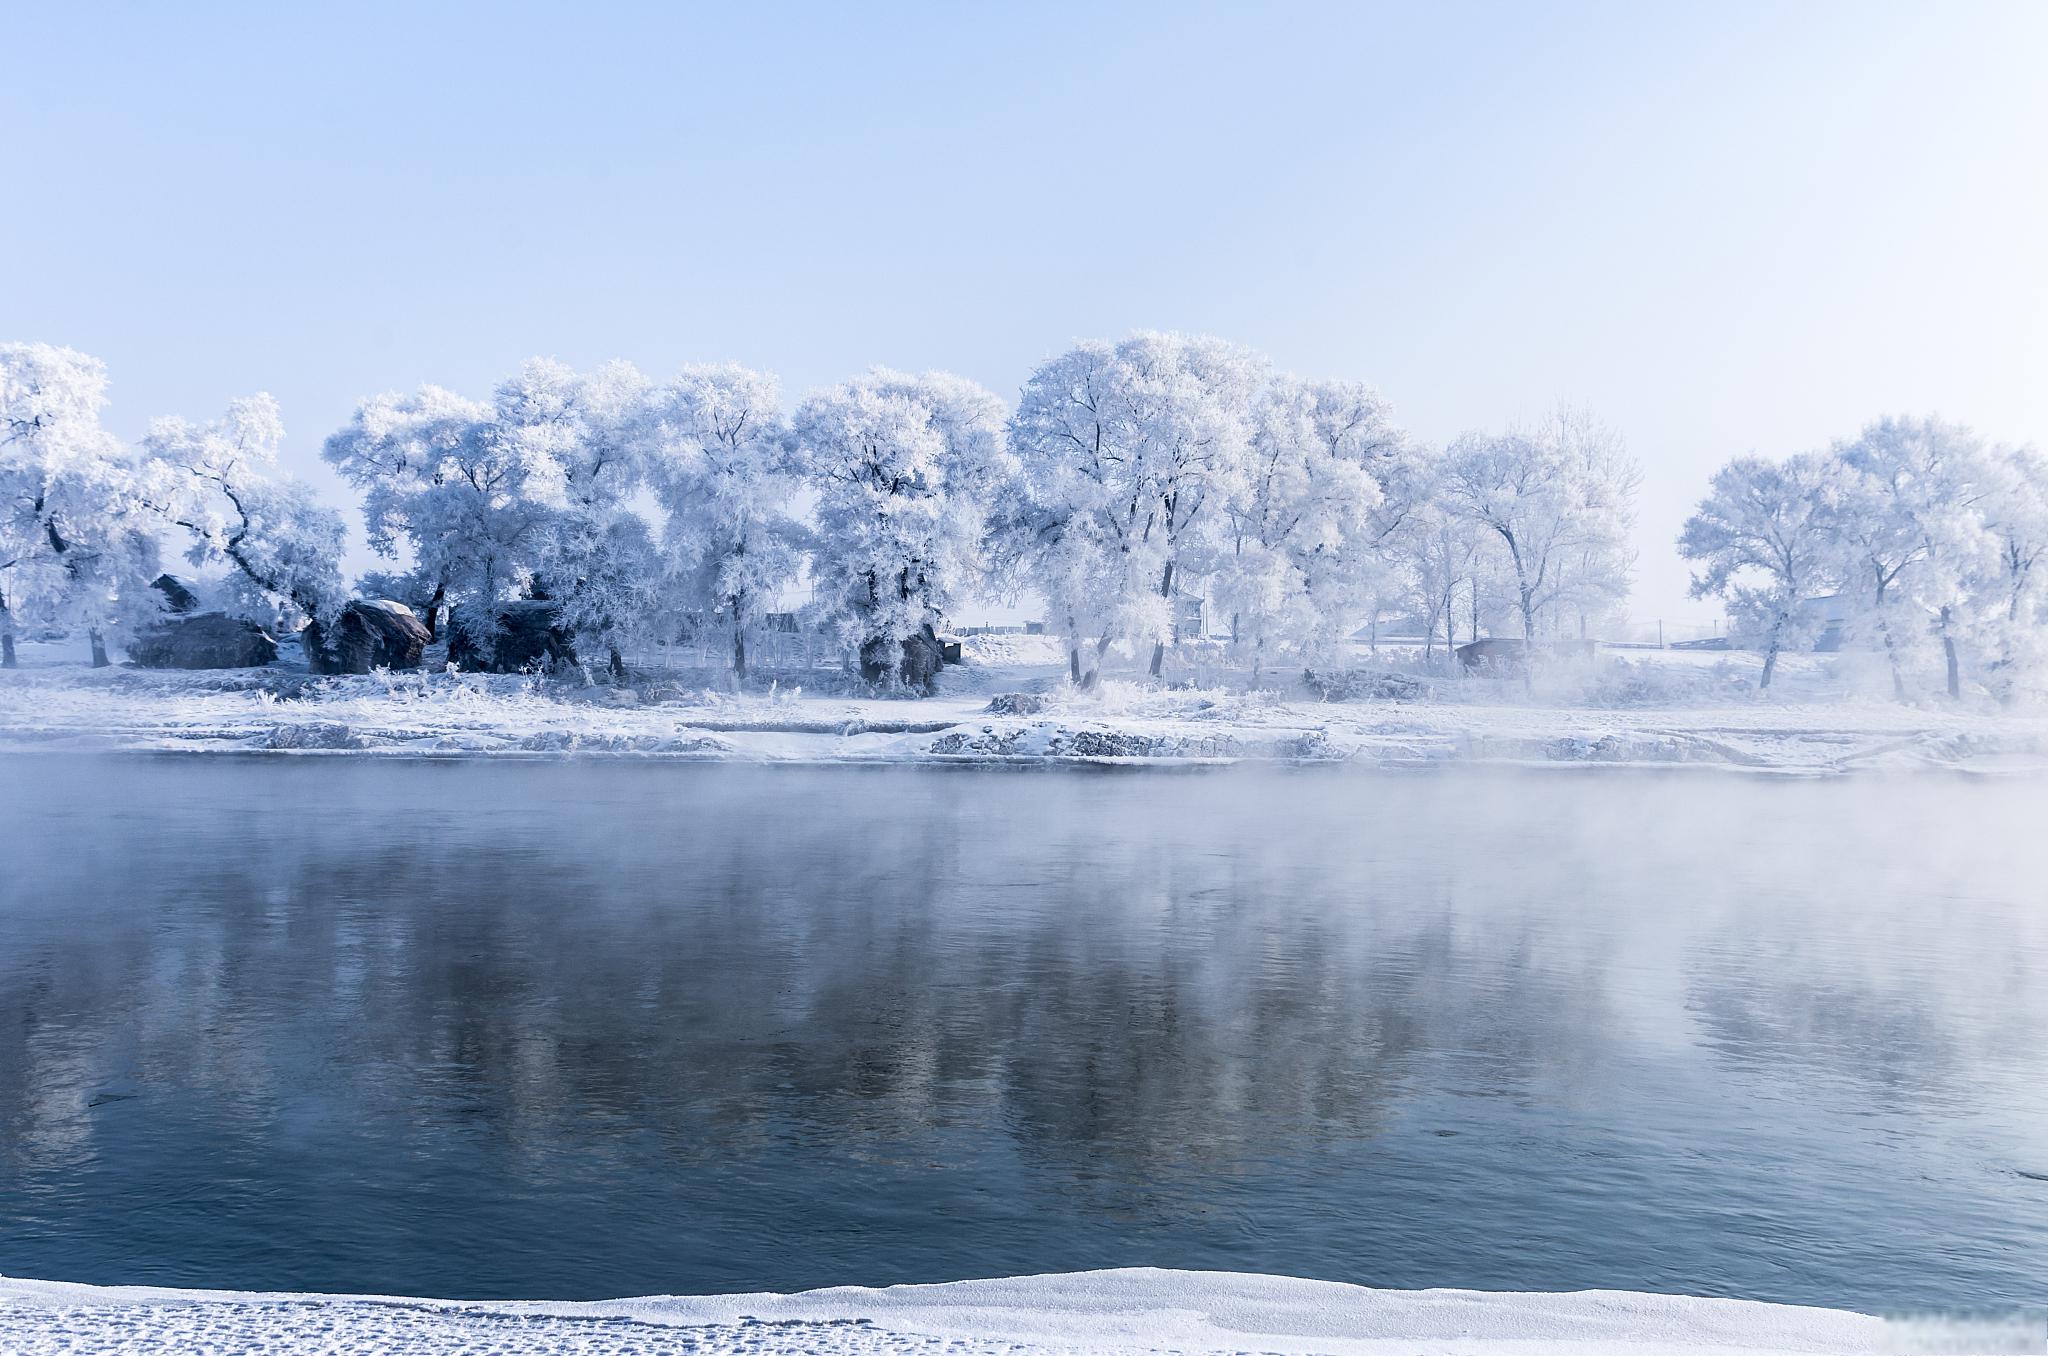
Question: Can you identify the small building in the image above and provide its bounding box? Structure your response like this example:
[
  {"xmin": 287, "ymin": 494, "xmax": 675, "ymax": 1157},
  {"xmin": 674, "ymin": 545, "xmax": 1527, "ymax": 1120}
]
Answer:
[
  {"xmin": 1793, "ymin": 595, "xmax": 1851, "ymax": 652},
  {"xmin": 1352, "ymin": 613, "xmax": 1432, "ymax": 642}
]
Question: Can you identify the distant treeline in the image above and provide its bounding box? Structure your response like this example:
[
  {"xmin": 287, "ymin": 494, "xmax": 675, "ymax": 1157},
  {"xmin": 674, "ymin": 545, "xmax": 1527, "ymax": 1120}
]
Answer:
[{"xmin": 4, "ymin": 337, "xmax": 2038, "ymax": 701}]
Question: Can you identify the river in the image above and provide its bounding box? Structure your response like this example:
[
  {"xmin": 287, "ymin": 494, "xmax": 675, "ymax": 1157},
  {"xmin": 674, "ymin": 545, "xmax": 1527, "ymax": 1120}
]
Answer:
[{"xmin": 1, "ymin": 757, "xmax": 2042, "ymax": 1311}]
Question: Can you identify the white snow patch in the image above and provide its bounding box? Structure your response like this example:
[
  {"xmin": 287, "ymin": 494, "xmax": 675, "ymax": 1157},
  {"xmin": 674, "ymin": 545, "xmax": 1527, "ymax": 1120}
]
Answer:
[
  {"xmin": 5, "ymin": 1267, "xmax": 2021, "ymax": 1355},
  {"xmin": 4, "ymin": 647, "xmax": 2047, "ymax": 775},
  {"xmin": 957, "ymin": 632, "xmax": 1070, "ymax": 668}
]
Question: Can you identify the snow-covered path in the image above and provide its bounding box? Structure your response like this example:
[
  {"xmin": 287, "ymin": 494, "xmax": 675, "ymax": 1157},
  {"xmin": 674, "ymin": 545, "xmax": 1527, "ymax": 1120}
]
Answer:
[{"xmin": 0, "ymin": 1268, "xmax": 1970, "ymax": 1355}]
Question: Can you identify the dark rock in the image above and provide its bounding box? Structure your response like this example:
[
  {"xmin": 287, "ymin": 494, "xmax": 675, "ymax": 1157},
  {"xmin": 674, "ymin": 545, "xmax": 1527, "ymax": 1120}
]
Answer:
[
  {"xmin": 448, "ymin": 599, "xmax": 578, "ymax": 674},
  {"xmin": 1455, "ymin": 637, "xmax": 1526, "ymax": 672},
  {"xmin": 327, "ymin": 600, "xmax": 432, "ymax": 674},
  {"xmin": 860, "ymin": 625, "xmax": 946, "ymax": 693},
  {"xmin": 256, "ymin": 721, "xmax": 367, "ymax": 751},
  {"xmin": 1456, "ymin": 638, "xmax": 1599, "ymax": 673},
  {"xmin": 1304, "ymin": 668, "xmax": 1426, "ymax": 701},
  {"xmin": 1059, "ymin": 729, "xmax": 1164, "ymax": 758},
  {"xmin": 129, "ymin": 612, "xmax": 279, "ymax": 670},
  {"xmin": 150, "ymin": 574, "xmax": 201, "ymax": 615},
  {"xmin": 985, "ymin": 692, "xmax": 1051, "ymax": 716}
]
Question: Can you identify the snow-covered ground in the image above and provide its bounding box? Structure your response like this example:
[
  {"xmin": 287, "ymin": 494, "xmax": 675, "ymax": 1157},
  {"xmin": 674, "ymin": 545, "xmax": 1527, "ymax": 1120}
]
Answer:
[
  {"xmin": 8, "ymin": 1267, "xmax": 2031, "ymax": 1355},
  {"xmin": 2, "ymin": 635, "xmax": 2046, "ymax": 775}
]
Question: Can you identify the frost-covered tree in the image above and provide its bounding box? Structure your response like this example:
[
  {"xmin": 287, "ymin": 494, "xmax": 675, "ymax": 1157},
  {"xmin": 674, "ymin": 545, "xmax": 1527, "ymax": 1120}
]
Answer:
[
  {"xmin": 1113, "ymin": 334, "xmax": 1265, "ymax": 676},
  {"xmin": 1547, "ymin": 407, "xmax": 1640, "ymax": 638},
  {"xmin": 489, "ymin": 359, "xmax": 653, "ymax": 677},
  {"xmin": 0, "ymin": 343, "xmax": 163, "ymax": 667},
  {"xmin": 142, "ymin": 394, "xmax": 347, "ymax": 658},
  {"xmin": 1679, "ymin": 452, "xmax": 1839, "ymax": 689},
  {"xmin": 1441, "ymin": 411, "xmax": 1638, "ymax": 645},
  {"xmin": 1001, "ymin": 342, "xmax": 1145, "ymax": 687},
  {"xmin": 1829, "ymin": 416, "xmax": 1997, "ymax": 700},
  {"xmin": 794, "ymin": 368, "xmax": 1010, "ymax": 690},
  {"xmin": 1392, "ymin": 495, "xmax": 1485, "ymax": 663},
  {"xmin": 1005, "ymin": 333, "xmax": 1262, "ymax": 681},
  {"xmin": 638, "ymin": 364, "xmax": 802, "ymax": 683},
  {"xmin": 327, "ymin": 361, "xmax": 660, "ymax": 675},
  {"xmin": 1210, "ymin": 376, "xmax": 1405, "ymax": 674},
  {"xmin": 1977, "ymin": 445, "xmax": 2048, "ymax": 699},
  {"xmin": 321, "ymin": 383, "xmax": 510, "ymax": 637}
]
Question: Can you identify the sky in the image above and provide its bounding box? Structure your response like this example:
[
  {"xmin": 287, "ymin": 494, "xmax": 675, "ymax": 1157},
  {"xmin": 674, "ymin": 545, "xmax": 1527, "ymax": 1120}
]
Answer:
[{"xmin": 6, "ymin": 0, "xmax": 2045, "ymax": 631}]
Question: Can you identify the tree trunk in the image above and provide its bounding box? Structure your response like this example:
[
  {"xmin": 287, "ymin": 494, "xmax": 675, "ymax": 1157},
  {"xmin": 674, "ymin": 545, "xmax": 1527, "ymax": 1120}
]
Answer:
[
  {"xmin": 423, "ymin": 582, "xmax": 446, "ymax": 641},
  {"xmin": 89, "ymin": 628, "xmax": 110, "ymax": 668},
  {"xmin": 1069, "ymin": 645, "xmax": 1082, "ymax": 685},
  {"xmin": 1, "ymin": 625, "xmax": 14, "ymax": 669},
  {"xmin": 731, "ymin": 590, "xmax": 748, "ymax": 686},
  {"xmin": 1081, "ymin": 635, "xmax": 1110, "ymax": 691},
  {"xmin": 1880, "ymin": 624, "xmax": 1906, "ymax": 701},
  {"xmin": 1941, "ymin": 607, "xmax": 1960, "ymax": 700},
  {"xmin": 303, "ymin": 618, "xmax": 331, "ymax": 674},
  {"xmin": 1873, "ymin": 571, "xmax": 1905, "ymax": 702},
  {"xmin": 1149, "ymin": 559, "xmax": 1175, "ymax": 678},
  {"xmin": 608, "ymin": 645, "xmax": 626, "ymax": 682}
]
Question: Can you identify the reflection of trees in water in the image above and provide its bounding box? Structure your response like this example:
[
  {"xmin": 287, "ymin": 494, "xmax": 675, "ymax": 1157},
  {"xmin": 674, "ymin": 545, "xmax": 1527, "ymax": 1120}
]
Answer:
[
  {"xmin": 1664, "ymin": 777, "xmax": 2048, "ymax": 1110},
  {"xmin": 2, "ymin": 762, "xmax": 1626, "ymax": 1185},
  {"xmin": 1682, "ymin": 887, "xmax": 2046, "ymax": 1108},
  {"xmin": 10, "ymin": 761, "xmax": 2048, "ymax": 1302}
]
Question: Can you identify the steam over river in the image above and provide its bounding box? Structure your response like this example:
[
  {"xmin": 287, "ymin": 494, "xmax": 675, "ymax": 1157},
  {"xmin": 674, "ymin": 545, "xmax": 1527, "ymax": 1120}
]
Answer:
[{"xmin": 2, "ymin": 757, "xmax": 2044, "ymax": 1312}]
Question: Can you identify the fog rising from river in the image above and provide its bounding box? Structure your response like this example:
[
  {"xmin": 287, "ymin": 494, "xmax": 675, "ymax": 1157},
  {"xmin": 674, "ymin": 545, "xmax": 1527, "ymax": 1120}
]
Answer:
[{"xmin": 2, "ymin": 759, "xmax": 2044, "ymax": 1309}]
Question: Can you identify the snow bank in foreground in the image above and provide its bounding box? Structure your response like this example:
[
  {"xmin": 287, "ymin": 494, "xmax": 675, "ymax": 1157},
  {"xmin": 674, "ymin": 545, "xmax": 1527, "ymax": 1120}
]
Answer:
[{"xmin": 9, "ymin": 1267, "xmax": 2025, "ymax": 1355}]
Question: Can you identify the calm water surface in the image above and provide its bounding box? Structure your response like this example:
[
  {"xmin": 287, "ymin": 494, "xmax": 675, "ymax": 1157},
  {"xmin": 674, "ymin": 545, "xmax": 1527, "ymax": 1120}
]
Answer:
[{"xmin": 1, "ymin": 756, "xmax": 2044, "ymax": 1311}]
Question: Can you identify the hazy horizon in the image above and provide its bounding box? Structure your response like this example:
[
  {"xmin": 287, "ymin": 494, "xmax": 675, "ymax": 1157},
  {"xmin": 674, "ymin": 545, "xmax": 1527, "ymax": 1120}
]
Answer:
[{"xmin": 8, "ymin": 0, "xmax": 2044, "ymax": 628}]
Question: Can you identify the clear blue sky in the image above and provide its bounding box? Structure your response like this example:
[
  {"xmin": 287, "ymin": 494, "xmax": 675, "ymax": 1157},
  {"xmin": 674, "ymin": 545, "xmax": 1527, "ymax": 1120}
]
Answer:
[{"xmin": 7, "ymin": 0, "xmax": 2044, "ymax": 625}]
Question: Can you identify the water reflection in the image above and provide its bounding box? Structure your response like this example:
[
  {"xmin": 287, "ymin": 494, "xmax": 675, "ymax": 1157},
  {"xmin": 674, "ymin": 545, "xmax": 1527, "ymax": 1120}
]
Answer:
[{"xmin": 1, "ymin": 759, "xmax": 2043, "ymax": 1310}]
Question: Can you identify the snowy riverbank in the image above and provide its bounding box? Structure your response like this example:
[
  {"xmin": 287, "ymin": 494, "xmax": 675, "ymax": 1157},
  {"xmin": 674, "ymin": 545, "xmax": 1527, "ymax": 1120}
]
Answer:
[
  {"xmin": 8, "ymin": 1267, "xmax": 2030, "ymax": 1355},
  {"xmin": 3, "ymin": 636, "xmax": 2046, "ymax": 775}
]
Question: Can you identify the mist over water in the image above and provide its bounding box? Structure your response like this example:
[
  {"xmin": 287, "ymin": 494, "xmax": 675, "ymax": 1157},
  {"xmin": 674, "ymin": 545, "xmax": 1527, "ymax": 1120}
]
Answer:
[{"xmin": 1, "ymin": 757, "xmax": 2044, "ymax": 1311}]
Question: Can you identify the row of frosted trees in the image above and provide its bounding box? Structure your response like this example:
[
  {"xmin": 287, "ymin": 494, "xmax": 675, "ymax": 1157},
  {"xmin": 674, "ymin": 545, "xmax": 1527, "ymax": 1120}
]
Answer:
[
  {"xmin": 3, "ymin": 334, "xmax": 1644, "ymax": 686},
  {"xmin": 1681, "ymin": 418, "xmax": 2048, "ymax": 701}
]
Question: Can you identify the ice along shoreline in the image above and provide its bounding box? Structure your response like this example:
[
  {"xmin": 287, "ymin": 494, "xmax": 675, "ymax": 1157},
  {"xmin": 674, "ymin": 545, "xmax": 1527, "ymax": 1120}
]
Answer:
[
  {"xmin": 4, "ymin": 639, "xmax": 2047, "ymax": 776},
  {"xmin": 8, "ymin": 1266, "xmax": 2033, "ymax": 1355}
]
